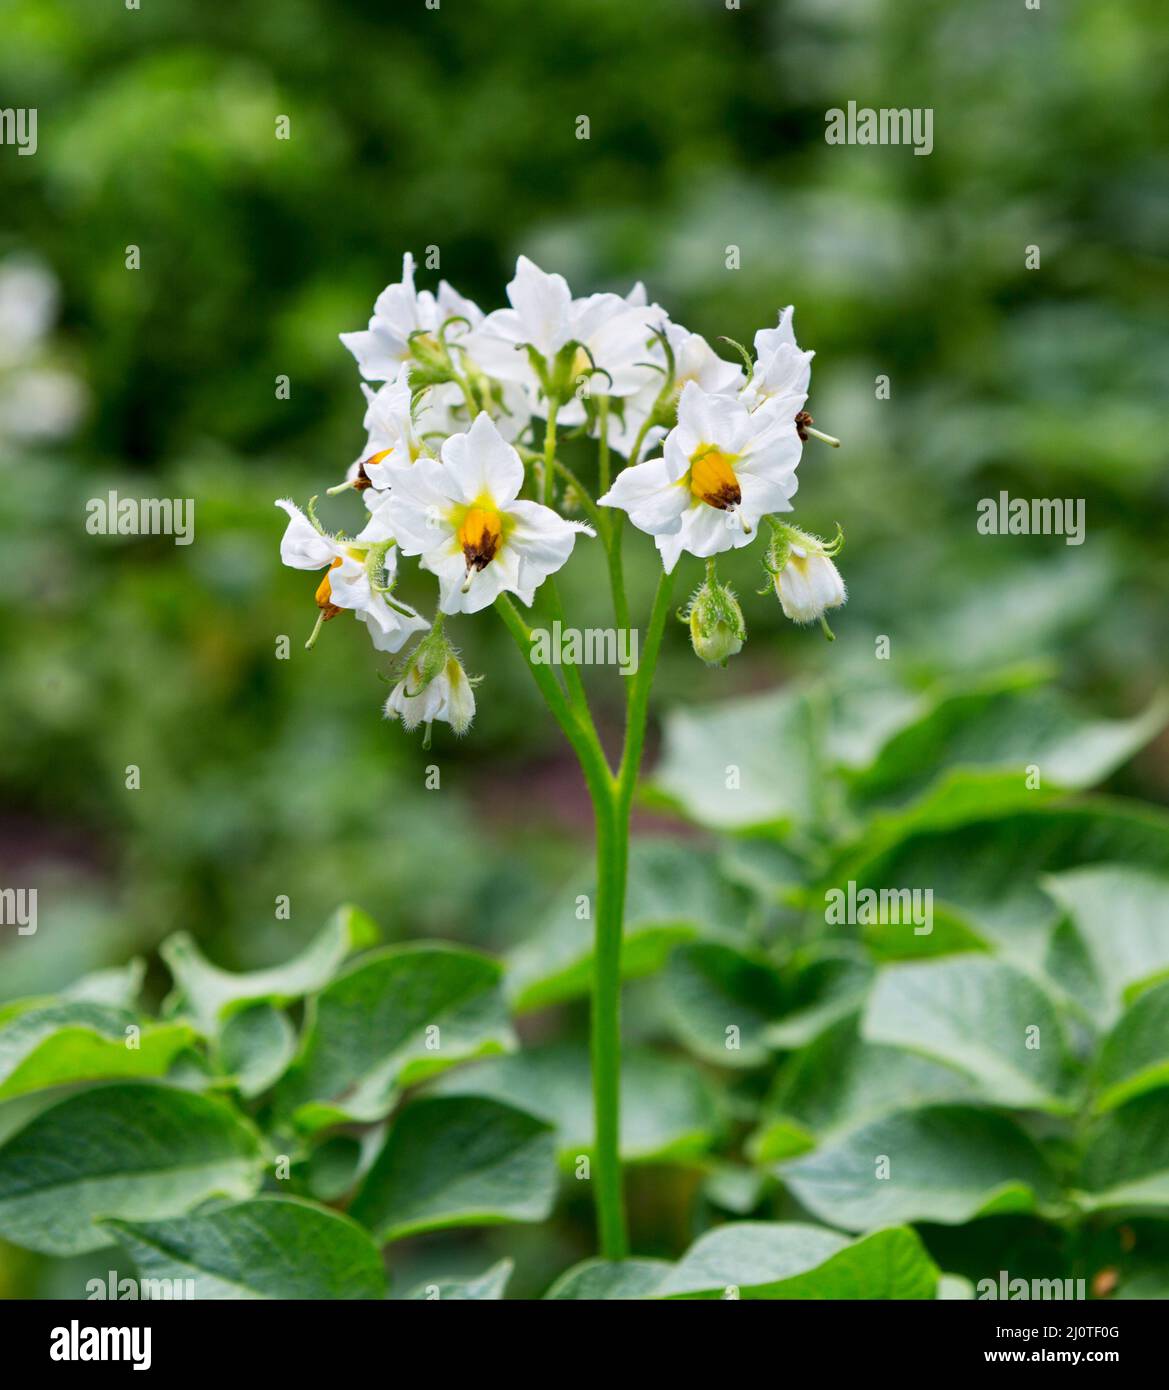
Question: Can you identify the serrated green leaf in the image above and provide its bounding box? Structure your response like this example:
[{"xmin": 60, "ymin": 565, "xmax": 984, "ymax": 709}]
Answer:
[
  {"xmin": 405, "ymin": 1258, "xmax": 514, "ymax": 1300},
  {"xmin": 350, "ymin": 1095, "xmax": 557, "ymax": 1243},
  {"xmin": 161, "ymin": 904, "xmax": 379, "ymax": 1034},
  {"xmin": 660, "ymin": 943, "xmax": 786, "ymax": 1067},
  {"xmin": 863, "ymin": 958, "xmax": 1078, "ymax": 1112},
  {"xmin": 276, "ymin": 943, "xmax": 513, "ymax": 1131},
  {"xmin": 429, "ymin": 1044, "xmax": 720, "ymax": 1165},
  {"xmin": 657, "ymin": 1222, "xmax": 939, "ymax": 1299},
  {"xmin": 506, "ymin": 841, "xmax": 744, "ymax": 1014},
  {"xmin": 104, "ymin": 1196, "xmax": 385, "ymax": 1299},
  {"xmin": 779, "ymin": 1106, "xmax": 1060, "ymax": 1231},
  {"xmin": 0, "ymin": 1084, "xmax": 263, "ymax": 1255},
  {"xmin": 545, "ymin": 1258, "xmax": 672, "ymax": 1299},
  {"xmin": 218, "ymin": 1003, "xmax": 296, "ymax": 1099},
  {"xmin": 648, "ymin": 687, "xmax": 819, "ymax": 833},
  {"xmin": 1095, "ymin": 980, "xmax": 1169, "ymax": 1112},
  {"xmin": 0, "ymin": 1003, "xmax": 195, "ymax": 1103}
]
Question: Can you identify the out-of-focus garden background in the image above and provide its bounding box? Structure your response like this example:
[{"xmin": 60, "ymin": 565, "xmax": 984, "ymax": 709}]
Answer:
[{"xmin": 1, "ymin": 0, "xmax": 1167, "ymax": 1298}]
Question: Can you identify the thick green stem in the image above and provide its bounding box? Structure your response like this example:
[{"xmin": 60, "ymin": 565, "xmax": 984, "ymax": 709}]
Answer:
[
  {"xmin": 495, "ymin": 565, "xmax": 675, "ymax": 1260},
  {"xmin": 590, "ymin": 788, "xmax": 627, "ymax": 1258}
]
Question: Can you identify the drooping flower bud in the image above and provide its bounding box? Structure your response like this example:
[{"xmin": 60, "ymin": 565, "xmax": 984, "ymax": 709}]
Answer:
[
  {"xmin": 683, "ymin": 564, "xmax": 746, "ymax": 667},
  {"xmin": 765, "ymin": 521, "xmax": 846, "ymax": 638},
  {"xmin": 384, "ymin": 621, "xmax": 478, "ymax": 742}
]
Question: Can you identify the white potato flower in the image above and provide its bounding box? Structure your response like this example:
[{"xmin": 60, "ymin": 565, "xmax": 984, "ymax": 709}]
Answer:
[
  {"xmin": 741, "ymin": 305, "xmax": 814, "ymax": 417},
  {"xmin": 275, "ymin": 499, "xmax": 430, "ymax": 651},
  {"xmin": 466, "ymin": 256, "xmax": 660, "ymax": 410},
  {"xmin": 385, "ymin": 412, "xmax": 594, "ymax": 615},
  {"xmin": 598, "ymin": 380, "xmax": 801, "ymax": 573},
  {"xmin": 601, "ymin": 309, "xmax": 745, "ymax": 459},
  {"xmin": 340, "ymin": 251, "xmax": 483, "ymax": 382}
]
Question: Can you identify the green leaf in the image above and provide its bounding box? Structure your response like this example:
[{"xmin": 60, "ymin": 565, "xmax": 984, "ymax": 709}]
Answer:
[
  {"xmin": 1095, "ymin": 980, "xmax": 1169, "ymax": 1112},
  {"xmin": 0, "ymin": 1002, "xmax": 195, "ymax": 1102},
  {"xmin": 161, "ymin": 903, "xmax": 379, "ymax": 1034},
  {"xmin": 545, "ymin": 1258, "xmax": 672, "ymax": 1300},
  {"xmin": 657, "ymin": 1223, "xmax": 939, "ymax": 1299},
  {"xmin": 350, "ymin": 1095, "xmax": 557, "ymax": 1243},
  {"xmin": 1044, "ymin": 865, "xmax": 1169, "ymax": 1025},
  {"xmin": 506, "ymin": 841, "xmax": 744, "ymax": 1013},
  {"xmin": 1079, "ymin": 1094, "xmax": 1169, "ymax": 1212},
  {"xmin": 763, "ymin": 949, "xmax": 874, "ymax": 1050},
  {"xmin": 778, "ymin": 1106, "xmax": 1060, "ymax": 1231},
  {"xmin": 862, "ymin": 958, "xmax": 1077, "ymax": 1112},
  {"xmin": 848, "ymin": 682, "xmax": 1167, "ymax": 816},
  {"xmin": 660, "ymin": 943, "xmax": 786, "ymax": 1067},
  {"xmin": 0, "ymin": 1084, "xmax": 263, "ymax": 1255},
  {"xmin": 218, "ymin": 1003, "xmax": 297, "ymax": 1099},
  {"xmin": 762, "ymin": 1015, "xmax": 975, "ymax": 1142},
  {"xmin": 63, "ymin": 960, "xmax": 147, "ymax": 1009},
  {"xmin": 648, "ymin": 687, "xmax": 819, "ymax": 833},
  {"xmin": 104, "ymin": 1196, "xmax": 386, "ymax": 1299},
  {"xmin": 405, "ymin": 1258, "xmax": 514, "ymax": 1300},
  {"xmin": 429, "ymin": 1044, "xmax": 720, "ymax": 1165},
  {"xmin": 276, "ymin": 943, "xmax": 514, "ymax": 1131},
  {"xmin": 829, "ymin": 802, "xmax": 1169, "ymax": 973}
]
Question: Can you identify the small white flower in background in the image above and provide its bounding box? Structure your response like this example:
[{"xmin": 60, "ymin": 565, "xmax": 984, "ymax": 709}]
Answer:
[
  {"xmin": 467, "ymin": 256, "xmax": 660, "ymax": 412},
  {"xmin": 340, "ymin": 251, "xmax": 483, "ymax": 382},
  {"xmin": 275, "ymin": 499, "xmax": 430, "ymax": 651},
  {"xmin": 386, "ymin": 412, "xmax": 594, "ymax": 615},
  {"xmin": 598, "ymin": 380, "xmax": 801, "ymax": 573},
  {"xmin": 0, "ymin": 257, "xmax": 88, "ymax": 442},
  {"xmin": 765, "ymin": 520, "xmax": 847, "ymax": 639},
  {"xmin": 384, "ymin": 625, "xmax": 478, "ymax": 744}
]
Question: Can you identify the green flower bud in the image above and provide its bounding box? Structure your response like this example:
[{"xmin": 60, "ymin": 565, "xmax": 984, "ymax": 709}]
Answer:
[{"xmin": 684, "ymin": 571, "xmax": 746, "ymax": 667}]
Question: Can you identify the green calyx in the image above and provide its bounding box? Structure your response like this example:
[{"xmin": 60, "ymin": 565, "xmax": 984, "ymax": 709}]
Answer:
[{"xmin": 680, "ymin": 561, "xmax": 747, "ymax": 667}]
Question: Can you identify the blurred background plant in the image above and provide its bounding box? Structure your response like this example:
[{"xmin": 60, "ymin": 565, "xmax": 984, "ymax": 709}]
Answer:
[{"xmin": 0, "ymin": 0, "xmax": 1166, "ymax": 1298}]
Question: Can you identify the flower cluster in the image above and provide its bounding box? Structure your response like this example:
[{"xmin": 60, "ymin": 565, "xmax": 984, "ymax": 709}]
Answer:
[{"xmin": 277, "ymin": 253, "xmax": 846, "ymax": 740}]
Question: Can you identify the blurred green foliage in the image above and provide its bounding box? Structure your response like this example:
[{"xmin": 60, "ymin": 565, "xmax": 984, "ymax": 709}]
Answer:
[{"xmin": 0, "ymin": 0, "xmax": 1166, "ymax": 1296}]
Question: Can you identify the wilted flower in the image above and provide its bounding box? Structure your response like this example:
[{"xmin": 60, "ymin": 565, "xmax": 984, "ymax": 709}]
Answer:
[{"xmin": 384, "ymin": 623, "xmax": 477, "ymax": 743}]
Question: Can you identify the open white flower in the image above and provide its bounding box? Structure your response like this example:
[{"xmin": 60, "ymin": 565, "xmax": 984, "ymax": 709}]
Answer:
[
  {"xmin": 385, "ymin": 412, "xmax": 594, "ymax": 615},
  {"xmin": 601, "ymin": 313, "xmax": 744, "ymax": 459},
  {"xmin": 598, "ymin": 380, "xmax": 801, "ymax": 573},
  {"xmin": 340, "ymin": 252, "xmax": 483, "ymax": 382},
  {"xmin": 466, "ymin": 256, "xmax": 660, "ymax": 409},
  {"xmin": 349, "ymin": 367, "xmax": 428, "ymax": 491},
  {"xmin": 275, "ymin": 499, "xmax": 429, "ymax": 651},
  {"xmin": 741, "ymin": 305, "xmax": 814, "ymax": 418}
]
